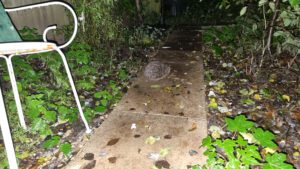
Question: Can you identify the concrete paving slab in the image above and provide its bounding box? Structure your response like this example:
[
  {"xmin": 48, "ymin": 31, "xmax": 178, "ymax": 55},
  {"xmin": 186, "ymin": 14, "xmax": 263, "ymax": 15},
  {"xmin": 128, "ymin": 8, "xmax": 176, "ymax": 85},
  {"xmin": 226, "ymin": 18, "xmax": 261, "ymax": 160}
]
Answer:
[
  {"xmin": 115, "ymin": 50, "xmax": 205, "ymax": 119},
  {"xmin": 66, "ymin": 112, "xmax": 207, "ymax": 169}
]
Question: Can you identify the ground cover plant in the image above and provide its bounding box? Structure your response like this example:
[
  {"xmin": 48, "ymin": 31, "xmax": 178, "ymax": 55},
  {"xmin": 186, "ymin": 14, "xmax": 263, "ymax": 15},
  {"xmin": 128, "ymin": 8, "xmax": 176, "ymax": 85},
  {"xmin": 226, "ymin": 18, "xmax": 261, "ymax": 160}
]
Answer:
[
  {"xmin": 0, "ymin": 0, "xmax": 168, "ymax": 168},
  {"xmin": 197, "ymin": 0, "xmax": 300, "ymax": 168}
]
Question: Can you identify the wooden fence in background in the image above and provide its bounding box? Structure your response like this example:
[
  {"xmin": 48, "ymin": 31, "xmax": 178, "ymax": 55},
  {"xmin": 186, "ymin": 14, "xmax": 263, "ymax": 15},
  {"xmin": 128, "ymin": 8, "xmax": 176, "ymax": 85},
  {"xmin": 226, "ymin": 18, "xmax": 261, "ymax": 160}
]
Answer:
[{"xmin": 2, "ymin": 0, "xmax": 71, "ymax": 42}]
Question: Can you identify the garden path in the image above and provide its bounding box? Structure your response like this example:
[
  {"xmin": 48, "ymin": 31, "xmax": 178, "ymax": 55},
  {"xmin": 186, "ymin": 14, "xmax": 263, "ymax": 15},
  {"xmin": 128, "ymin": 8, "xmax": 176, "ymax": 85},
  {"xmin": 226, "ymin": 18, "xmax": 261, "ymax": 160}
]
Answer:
[{"xmin": 65, "ymin": 29, "xmax": 207, "ymax": 169}]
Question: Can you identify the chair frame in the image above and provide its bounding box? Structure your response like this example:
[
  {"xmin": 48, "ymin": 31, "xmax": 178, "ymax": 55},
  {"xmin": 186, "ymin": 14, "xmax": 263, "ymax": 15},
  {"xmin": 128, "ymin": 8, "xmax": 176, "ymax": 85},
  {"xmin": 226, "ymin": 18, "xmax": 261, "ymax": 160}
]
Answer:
[{"xmin": 0, "ymin": 1, "xmax": 91, "ymax": 168}]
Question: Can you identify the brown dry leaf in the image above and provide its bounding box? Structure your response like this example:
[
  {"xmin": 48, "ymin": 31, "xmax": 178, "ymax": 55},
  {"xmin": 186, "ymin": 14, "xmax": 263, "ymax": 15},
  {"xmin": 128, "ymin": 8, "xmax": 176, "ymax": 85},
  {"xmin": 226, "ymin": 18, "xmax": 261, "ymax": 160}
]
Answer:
[
  {"xmin": 292, "ymin": 107, "xmax": 300, "ymax": 122},
  {"xmin": 188, "ymin": 123, "xmax": 197, "ymax": 132},
  {"xmin": 265, "ymin": 104, "xmax": 275, "ymax": 119},
  {"xmin": 107, "ymin": 138, "xmax": 120, "ymax": 146},
  {"xmin": 108, "ymin": 157, "xmax": 117, "ymax": 163}
]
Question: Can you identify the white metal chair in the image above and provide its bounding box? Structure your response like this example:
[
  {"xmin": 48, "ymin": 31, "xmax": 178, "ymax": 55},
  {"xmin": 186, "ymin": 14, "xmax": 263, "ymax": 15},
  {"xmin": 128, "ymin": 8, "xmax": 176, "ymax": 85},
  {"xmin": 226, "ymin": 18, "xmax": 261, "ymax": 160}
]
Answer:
[{"xmin": 0, "ymin": 1, "xmax": 91, "ymax": 168}]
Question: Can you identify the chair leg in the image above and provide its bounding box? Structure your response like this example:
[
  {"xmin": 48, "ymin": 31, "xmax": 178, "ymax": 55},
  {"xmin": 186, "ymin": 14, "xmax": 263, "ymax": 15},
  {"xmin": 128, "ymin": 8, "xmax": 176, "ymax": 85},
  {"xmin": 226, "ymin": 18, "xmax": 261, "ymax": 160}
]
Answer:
[
  {"xmin": 7, "ymin": 56, "xmax": 27, "ymax": 130},
  {"xmin": 0, "ymin": 87, "xmax": 19, "ymax": 169},
  {"xmin": 55, "ymin": 48, "xmax": 92, "ymax": 133}
]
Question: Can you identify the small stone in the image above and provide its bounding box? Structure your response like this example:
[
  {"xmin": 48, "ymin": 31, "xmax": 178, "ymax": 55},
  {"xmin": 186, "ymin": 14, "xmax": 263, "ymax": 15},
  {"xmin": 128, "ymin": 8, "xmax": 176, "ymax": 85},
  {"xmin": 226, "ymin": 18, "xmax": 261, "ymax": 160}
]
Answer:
[{"xmin": 189, "ymin": 150, "xmax": 198, "ymax": 156}]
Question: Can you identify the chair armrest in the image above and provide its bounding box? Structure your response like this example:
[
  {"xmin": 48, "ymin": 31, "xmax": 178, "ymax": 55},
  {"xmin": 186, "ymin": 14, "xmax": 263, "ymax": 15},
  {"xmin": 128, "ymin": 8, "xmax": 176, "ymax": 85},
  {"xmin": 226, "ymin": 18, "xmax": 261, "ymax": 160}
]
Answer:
[{"xmin": 5, "ymin": 1, "xmax": 78, "ymax": 49}]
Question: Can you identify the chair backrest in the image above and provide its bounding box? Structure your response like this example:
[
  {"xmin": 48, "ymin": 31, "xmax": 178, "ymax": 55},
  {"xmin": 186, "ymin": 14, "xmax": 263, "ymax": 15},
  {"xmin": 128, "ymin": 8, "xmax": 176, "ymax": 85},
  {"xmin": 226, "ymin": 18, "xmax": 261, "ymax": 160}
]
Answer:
[{"xmin": 0, "ymin": 1, "xmax": 22, "ymax": 43}]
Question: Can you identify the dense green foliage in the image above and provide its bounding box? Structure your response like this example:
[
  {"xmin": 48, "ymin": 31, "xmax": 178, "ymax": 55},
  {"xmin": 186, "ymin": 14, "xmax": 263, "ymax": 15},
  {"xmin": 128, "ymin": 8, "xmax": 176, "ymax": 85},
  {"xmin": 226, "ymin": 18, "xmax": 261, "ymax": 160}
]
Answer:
[
  {"xmin": 197, "ymin": 115, "xmax": 294, "ymax": 169},
  {"xmin": 203, "ymin": 0, "xmax": 300, "ymax": 75}
]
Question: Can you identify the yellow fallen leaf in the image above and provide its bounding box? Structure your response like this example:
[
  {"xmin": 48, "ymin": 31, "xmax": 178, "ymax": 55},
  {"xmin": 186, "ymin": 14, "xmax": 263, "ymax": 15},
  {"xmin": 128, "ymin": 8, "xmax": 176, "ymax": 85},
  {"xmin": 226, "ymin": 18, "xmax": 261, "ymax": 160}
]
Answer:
[
  {"xmin": 253, "ymin": 94, "xmax": 262, "ymax": 101},
  {"xmin": 220, "ymin": 89, "xmax": 227, "ymax": 94},
  {"xmin": 240, "ymin": 132, "xmax": 258, "ymax": 144},
  {"xmin": 160, "ymin": 148, "xmax": 170, "ymax": 157},
  {"xmin": 18, "ymin": 151, "xmax": 30, "ymax": 159},
  {"xmin": 211, "ymin": 131, "xmax": 221, "ymax": 139},
  {"xmin": 188, "ymin": 123, "xmax": 197, "ymax": 132},
  {"xmin": 145, "ymin": 136, "xmax": 157, "ymax": 145},
  {"xmin": 263, "ymin": 147, "xmax": 277, "ymax": 154},
  {"xmin": 282, "ymin": 95, "xmax": 290, "ymax": 102},
  {"xmin": 164, "ymin": 87, "xmax": 172, "ymax": 93},
  {"xmin": 293, "ymin": 152, "xmax": 300, "ymax": 157},
  {"xmin": 150, "ymin": 85, "xmax": 161, "ymax": 89},
  {"xmin": 37, "ymin": 156, "xmax": 52, "ymax": 164}
]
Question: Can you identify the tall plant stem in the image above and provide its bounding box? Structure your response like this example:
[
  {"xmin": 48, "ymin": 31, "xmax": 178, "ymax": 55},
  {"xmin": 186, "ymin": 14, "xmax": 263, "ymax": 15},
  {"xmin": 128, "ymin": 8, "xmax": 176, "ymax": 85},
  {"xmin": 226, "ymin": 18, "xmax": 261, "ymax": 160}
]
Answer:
[{"xmin": 266, "ymin": 0, "xmax": 280, "ymax": 56}]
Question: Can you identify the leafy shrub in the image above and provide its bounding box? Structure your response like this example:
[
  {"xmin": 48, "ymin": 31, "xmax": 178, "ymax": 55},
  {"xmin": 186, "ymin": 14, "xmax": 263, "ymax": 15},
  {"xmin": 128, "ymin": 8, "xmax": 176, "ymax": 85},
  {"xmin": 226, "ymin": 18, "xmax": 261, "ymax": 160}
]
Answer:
[{"xmin": 198, "ymin": 115, "xmax": 294, "ymax": 169}]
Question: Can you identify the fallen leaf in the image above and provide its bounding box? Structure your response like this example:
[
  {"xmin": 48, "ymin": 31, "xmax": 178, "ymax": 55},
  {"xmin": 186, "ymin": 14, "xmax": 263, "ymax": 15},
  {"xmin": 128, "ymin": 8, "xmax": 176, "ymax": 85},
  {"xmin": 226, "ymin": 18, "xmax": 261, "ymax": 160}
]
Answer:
[
  {"xmin": 253, "ymin": 94, "xmax": 262, "ymax": 101},
  {"xmin": 159, "ymin": 148, "xmax": 170, "ymax": 157},
  {"xmin": 293, "ymin": 152, "xmax": 300, "ymax": 158},
  {"xmin": 148, "ymin": 152, "xmax": 160, "ymax": 161},
  {"xmin": 282, "ymin": 95, "xmax": 291, "ymax": 102},
  {"xmin": 208, "ymin": 91, "xmax": 216, "ymax": 97},
  {"xmin": 262, "ymin": 147, "xmax": 277, "ymax": 155},
  {"xmin": 107, "ymin": 138, "xmax": 120, "ymax": 146},
  {"xmin": 218, "ymin": 106, "xmax": 230, "ymax": 113},
  {"xmin": 108, "ymin": 157, "xmax": 117, "ymax": 163},
  {"xmin": 240, "ymin": 132, "xmax": 259, "ymax": 144},
  {"xmin": 164, "ymin": 87, "xmax": 172, "ymax": 93},
  {"xmin": 188, "ymin": 123, "xmax": 197, "ymax": 132},
  {"xmin": 164, "ymin": 135, "xmax": 172, "ymax": 139},
  {"xmin": 134, "ymin": 134, "xmax": 141, "ymax": 138},
  {"xmin": 83, "ymin": 153, "xmax": 95, "ymax": 161},
  {"xmin": 209, "ymin": 125, "xmax": 225, "ymax": 139},
  {"xmin": 155, "ymin": 160, "xmax": 170, "ymax": 169},
  {"xmin": 208, "ymin": 98, "xmax": 218, "ymax": 109},
  {"xmin": 151, "ymin": 85, "xmax": 161, "ymax": 89},
  {"xmin": 145, "ymin": 136, "xmax": 158, "ymax": 145}
]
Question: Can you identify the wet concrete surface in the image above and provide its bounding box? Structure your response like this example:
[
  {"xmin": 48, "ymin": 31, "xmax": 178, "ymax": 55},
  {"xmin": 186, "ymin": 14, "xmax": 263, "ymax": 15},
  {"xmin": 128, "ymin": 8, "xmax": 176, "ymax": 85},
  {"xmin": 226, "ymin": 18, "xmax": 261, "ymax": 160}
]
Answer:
[{"xmin": 65, "ymin": 29, "xmax": 207, "ymax": 169}]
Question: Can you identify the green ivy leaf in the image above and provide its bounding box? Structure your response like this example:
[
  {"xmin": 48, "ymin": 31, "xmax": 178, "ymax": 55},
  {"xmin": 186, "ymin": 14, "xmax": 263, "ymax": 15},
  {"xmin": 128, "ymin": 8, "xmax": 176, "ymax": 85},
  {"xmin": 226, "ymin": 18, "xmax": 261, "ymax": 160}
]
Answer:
[
  {"xmin": 60, "ymin": 142, "xmax": 72, "ymax": 156},
  {"xmin": 202, "ymin": 136, "xmax": 212, "ymax": 147},
  {"xmin": 43, "ymin": 136, "xmax": 60, "ymax": 149},
  {"xmin": 296, "ymin": 88, "xmax": 300, "ymax": 94},
  {"xmin": 263, "ymin": 153, "xmax": 294, "ymax": 169},
  {"xmin": 95, "ymin": 106, "xmax": 106, "ymax": 113},
  {"xmin": 31, "ymin": 119, "xmax": 47, "ymax": 131},
  {"xmin": 101, "ymin": 99, "xmax": 108, "ymax": 106},
  {"xmin": 289, "ymin": 0, "xmax": 300, "ymax": 6},
  {"xmin": 236, "ymin": 135, "xmax": 248, "ymax": 147},
  {"xmin": 237, "ymin": 145, "xmax": 261, "ymax": 165},
  {"xmin": 241, "ymin": 99, "xmax": 255, "ymax": 105},
  {"xmin": 43, "ymin": 111, "xmax": 57, "ymax": 122},
  {"xmin": 94, "ymin": 92, "xmax": 103, "ymax": 99},
  {"xmin": 253, "ymin": 128, "xmax": 277, "ymax": 148},
  {"xmin": 215, "ymin": 139, "xmax": 236, "ymax": 159},
  {"xmin": 225, "ymin": 115, "xmax": 254, "ymax": 132}
]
